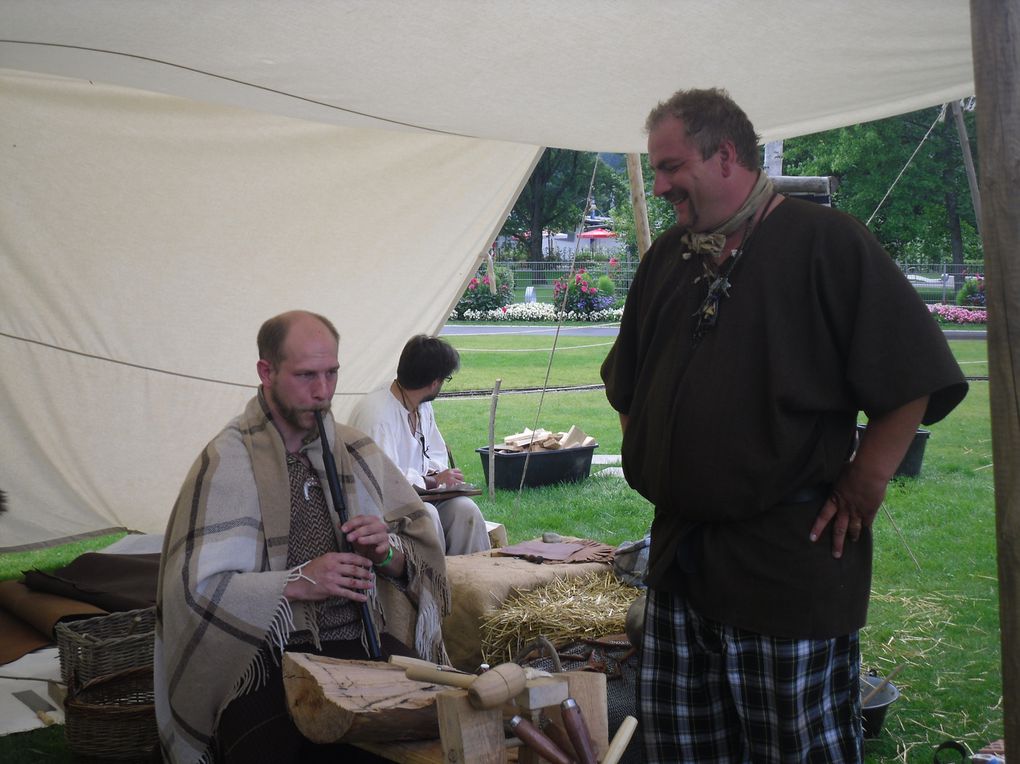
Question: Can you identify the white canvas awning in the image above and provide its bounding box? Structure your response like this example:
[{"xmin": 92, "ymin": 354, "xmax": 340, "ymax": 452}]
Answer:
[{"xmin": 0, "ymin": 1, "xmax": 978, "ymax": 548}]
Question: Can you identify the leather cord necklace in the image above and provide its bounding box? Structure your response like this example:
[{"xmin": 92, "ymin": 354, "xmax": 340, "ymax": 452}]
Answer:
[{"xmin": 690, "ymin": 191, "xmax": 778, "ymax": 346}]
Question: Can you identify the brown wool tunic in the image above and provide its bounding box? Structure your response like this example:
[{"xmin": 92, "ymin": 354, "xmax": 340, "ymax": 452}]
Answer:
[{"xmin": 601, "ymin": 198, "xmax": 967, "ymax": 639}]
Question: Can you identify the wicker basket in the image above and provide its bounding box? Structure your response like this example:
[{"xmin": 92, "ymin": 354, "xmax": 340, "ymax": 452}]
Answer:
[
  {"xmin": 55, "ymin": 607, "xmax": 157, "ymax": 760},
  {"xmin": 55, "ymin": 607, "xmax": 155, "ymax": 687},
  {"xmin": 64, "ymin": 666, "xmax": 158, "ymax": 760}
]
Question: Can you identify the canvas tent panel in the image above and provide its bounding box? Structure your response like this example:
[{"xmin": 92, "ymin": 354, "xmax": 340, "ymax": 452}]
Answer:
[
  {"xmin": 0, "ymin": 1, "xmax": 980, "ymax": 549},
  {"xmin": 0, "ymin": 1, "xmax": 974, "ymax": 150},
  {"xmin": 0, "ymin": 69, "xmax": 540, "ymax": 550}
]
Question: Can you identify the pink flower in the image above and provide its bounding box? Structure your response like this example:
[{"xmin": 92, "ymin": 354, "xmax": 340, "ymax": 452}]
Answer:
[
  {"xmin": 501, "ymin": 306, "xmax": 507, "ymax": 313},
  {"xmin": 591, "ymin": 287, "xmax": 598, "ymax": 294},
  {"xmin": 581, "ymin": 285, "xmax": 589, "ymax": 293},
  {"xmin": 609, "ymin": 257, "xmax": 618, "ymax": 267},
  {"xmin": 482, "ymin": 276, "xmax": 491, "ymax": 285}
]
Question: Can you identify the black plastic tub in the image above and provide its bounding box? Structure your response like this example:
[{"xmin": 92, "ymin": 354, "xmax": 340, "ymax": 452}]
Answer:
[{"xmin": 476, "ymin": 444, "xmax": 598, "ymax": 490}]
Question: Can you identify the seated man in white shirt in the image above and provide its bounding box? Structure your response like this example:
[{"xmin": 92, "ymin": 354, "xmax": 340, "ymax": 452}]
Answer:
[{"xmin": 349, "ymin": 335, "xmax": 491, "ymax": 555}]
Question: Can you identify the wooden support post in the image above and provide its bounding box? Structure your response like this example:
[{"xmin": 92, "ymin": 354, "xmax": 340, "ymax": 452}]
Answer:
[
  {"xmin": 971, "ymin": 0, "xmax": 1020, "ymax": 755},
  {"xmin": 950, "ymin": 99, "xmax": 983, "ymax": 234},
  {"xmin": 486, "ymin": 249, "xmax": 498, "ymax": 295},
  {"xmin": 488, "ymin": 379, "xmax": 501, "ymax": 499},
  {"xmin": 625, "ymin": 153, "xmax": 652, "ymax": 258}
]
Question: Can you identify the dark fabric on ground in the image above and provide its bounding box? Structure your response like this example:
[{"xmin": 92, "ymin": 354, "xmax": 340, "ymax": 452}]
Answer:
[
  {"xmin": 23, "ymin": 553, "xmax": 159, "ymax": 612},
  {"xmin": 216, "ymin": 633, "xmax": 417, "ymax": 764}
]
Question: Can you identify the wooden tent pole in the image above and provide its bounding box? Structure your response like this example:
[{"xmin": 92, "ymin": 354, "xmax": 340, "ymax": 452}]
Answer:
[
  {"xmin": 625, "ymin": 154, "xmax": 652, "ymax": 258},
  {"xmin": 950, "ymin": 100, "xmax": 983, "ymax": 235},
  {"xmin": 971, "ymin": 0, "xmax": 1020, "ymax": 752}
]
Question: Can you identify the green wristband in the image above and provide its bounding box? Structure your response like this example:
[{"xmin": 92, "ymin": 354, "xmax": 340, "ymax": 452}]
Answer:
[{"xmin": 375, "ymin": 545, "xmax": 395, "ymax": 569}]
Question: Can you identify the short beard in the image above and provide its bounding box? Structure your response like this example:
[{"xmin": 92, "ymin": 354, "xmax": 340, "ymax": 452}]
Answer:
[{"xmin": 269, "ymin": 387, "xmax": 330, "ymax": 432}]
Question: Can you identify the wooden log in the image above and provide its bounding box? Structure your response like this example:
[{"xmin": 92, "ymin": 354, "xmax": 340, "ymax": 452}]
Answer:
[{"xmin": 283, "ymin": 654, "xmax": 442, "ymax": 744}]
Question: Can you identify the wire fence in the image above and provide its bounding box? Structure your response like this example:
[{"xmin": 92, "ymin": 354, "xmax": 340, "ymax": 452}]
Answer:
[{"xmin": 492, "ymin": 259, "xmax": 984, "ymax": 310}]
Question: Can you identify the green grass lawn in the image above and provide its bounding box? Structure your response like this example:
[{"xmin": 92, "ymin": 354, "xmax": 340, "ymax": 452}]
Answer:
[{"xmin": 0, "ymin": 335, "xmax": 998, "ymax": 763}]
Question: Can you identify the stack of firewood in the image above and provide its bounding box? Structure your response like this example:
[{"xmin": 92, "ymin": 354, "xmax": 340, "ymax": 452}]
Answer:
[{"xmin": 495, "ymin": 425, "xmax": 597, "ymax": 453}]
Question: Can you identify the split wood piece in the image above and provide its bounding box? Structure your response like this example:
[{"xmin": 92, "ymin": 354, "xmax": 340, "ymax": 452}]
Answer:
[
  {"xmin": 514, "ymin": 675, "xmax": 569, "ymax": 712},
  {"xmin": 602, "ymin": 716, "xmax": 639, "ymax": 764},
  {"xmin": 404, "ymin": 662, "xmax": 526, "ymax": 709},
  {"xmin": 558, "ymin": 425, "xmax": 586, "ymax": 449},
  {"xmin": 438, "ymin": 689, "xmax": 504, "ymax": 764},
  {"xmin": 283, "ymin": 654, "xmax": 444, "ymax": 744}
]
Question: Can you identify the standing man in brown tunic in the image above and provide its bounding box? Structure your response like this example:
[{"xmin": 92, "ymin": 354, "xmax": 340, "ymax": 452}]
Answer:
[{"xmin": 601, "ymin": 88, "xmax": 967, "ymax": 762}]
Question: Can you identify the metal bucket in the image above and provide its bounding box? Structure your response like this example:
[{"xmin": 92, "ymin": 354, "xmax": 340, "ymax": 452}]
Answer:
[{"xmin": 861, "ymin": 673, "xmax": 901, "ymax": 738}]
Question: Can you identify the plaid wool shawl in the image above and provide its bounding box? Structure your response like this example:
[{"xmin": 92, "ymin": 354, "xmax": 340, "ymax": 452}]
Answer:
[{"xmin": 154, "ymin": 394, "xmax": 449, "ymax": 763}]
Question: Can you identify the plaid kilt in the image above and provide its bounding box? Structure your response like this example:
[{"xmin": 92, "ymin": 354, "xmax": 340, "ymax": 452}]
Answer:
[{"xmin": 638, "ymin": 588, "xmax": 863, "ymax": 763}]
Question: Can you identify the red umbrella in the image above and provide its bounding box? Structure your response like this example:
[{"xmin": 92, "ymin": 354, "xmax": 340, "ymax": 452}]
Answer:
[{"xmin": 578, "ymin": 228, "xmax": 617, "ymax": 239}]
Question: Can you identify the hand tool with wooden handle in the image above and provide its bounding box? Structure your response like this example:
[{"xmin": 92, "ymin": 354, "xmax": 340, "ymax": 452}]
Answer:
[
  {"xmin": 508, "ymin": 714, "xmax": 575, "ymax": 764},
  {"xmin": 560, "ymin": 697, "xmax": 597, "ymax": 764},
  {"xmin": 404, "ymin": 662, "xmax": 526, "ymax": 709},
  {"xmin": 539, "ymin": 711, "xmax": 578, "ymax": 761},
  {"xmin": 601, "ymin": 715, "xmax": 638, "ymax": 764}
]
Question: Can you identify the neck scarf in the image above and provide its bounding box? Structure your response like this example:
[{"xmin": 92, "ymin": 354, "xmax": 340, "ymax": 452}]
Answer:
[{"xmin": 680, "ymin": 171, "xmax": 776, "ymax": 259}]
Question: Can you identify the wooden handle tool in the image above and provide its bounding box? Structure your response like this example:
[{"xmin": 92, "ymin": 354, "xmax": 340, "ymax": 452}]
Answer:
[
  {"xmin": 404, "ymin": 662, "xmax": 526, "ymax": 709},
  {"xmin": 602, "ymin": 716, "xmax": 638, "ymax": 764},
  {"xmin": 509, "ymin": 714, "xmax": 575, "ymax": 764},
  {"xmin": 539, "ymin": 711, "xmax": 578, "ymax": 761},
  {"xmin": 560, "ymin": 697, "xmax": 597, "ymax": 764}
]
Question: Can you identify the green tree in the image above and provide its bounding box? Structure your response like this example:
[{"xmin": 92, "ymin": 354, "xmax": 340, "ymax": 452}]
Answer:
[
  {"xmin": 500, "ymin": 149, "xmax": 627, "ymax": 261},
  {"xmin": 610, "ymin": 154, "xmax": 676, "ymax": 259},
  {"xmin": 783, "ymin": 104, "xmax": 982, "ymax": 266}
]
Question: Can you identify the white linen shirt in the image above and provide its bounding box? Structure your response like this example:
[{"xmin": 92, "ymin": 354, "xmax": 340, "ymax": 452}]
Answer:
[{"xmin": 348, "ymin": 386, "xmax": 450, "ymax": 489}]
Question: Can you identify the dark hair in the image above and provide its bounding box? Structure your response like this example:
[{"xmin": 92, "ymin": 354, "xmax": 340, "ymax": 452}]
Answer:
[
  {"xmin": 396, "ymin": 334, "xmax": 460, "ymax": 389},
  {"xmin": 645, "ymin": 87, "xmax": 761, "ymax": 170},
  {"xmin": 257, "ymin": 310, "xmax": 339, "ymax": 367}
]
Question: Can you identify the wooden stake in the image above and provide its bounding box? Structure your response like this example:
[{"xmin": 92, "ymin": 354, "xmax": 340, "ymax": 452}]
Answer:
[
  {"xmin": 950, "ymin": 99, "xmax": 982, "ymax": 235},
  {"xmin": 488, "ymin": 379, "xmax": 501, "ymax": 498},
  {"xmin": 625, "ymin": 153, "xmax": 652, "ymax": 257}
]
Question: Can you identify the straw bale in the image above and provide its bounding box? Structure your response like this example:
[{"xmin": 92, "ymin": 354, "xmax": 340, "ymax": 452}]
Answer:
[{"xmin": 479, "ymin": 570, "xmax": 641, "ymax": 664}]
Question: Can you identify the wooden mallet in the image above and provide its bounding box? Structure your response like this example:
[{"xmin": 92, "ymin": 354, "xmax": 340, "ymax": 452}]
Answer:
[{"xmin": 404, "ymin": 662, "xmax": 526, "ymax": 709}]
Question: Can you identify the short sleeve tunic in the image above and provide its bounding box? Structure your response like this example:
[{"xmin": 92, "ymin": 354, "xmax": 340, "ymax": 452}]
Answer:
[{"xmin": 601, "ymin": 198, "xmax": 967, "ymax": 638}]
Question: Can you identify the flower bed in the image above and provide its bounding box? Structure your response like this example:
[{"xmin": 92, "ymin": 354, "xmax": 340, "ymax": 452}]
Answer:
[
  {"xmin": 455, "ymin": 302, "xmax": 623, "ymax": 323},
  {"xmin": 928, "ymin": 303, "xmax": 987, "ymax": 325}
]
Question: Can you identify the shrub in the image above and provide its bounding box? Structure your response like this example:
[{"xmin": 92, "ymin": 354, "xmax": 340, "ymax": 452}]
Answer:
[
  {"xmin": 553, "ymin": 268, "xmax": 615, "ymax": 316},
  {"xmin": 453, "ymin": 267, "xmax": 514, "ymax": 318},
  {"xmin": 596, "ymin": 274, "xmax": 615, "ymax": 297},
  {"xmin": 956, "ymin": 274, "xmax": 985, "ymax": 307}
]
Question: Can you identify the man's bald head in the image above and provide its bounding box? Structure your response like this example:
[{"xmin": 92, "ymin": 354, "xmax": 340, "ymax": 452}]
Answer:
[{"xmin": 257, "ymin": 310, "xmax": 340, "ymax": 369}]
